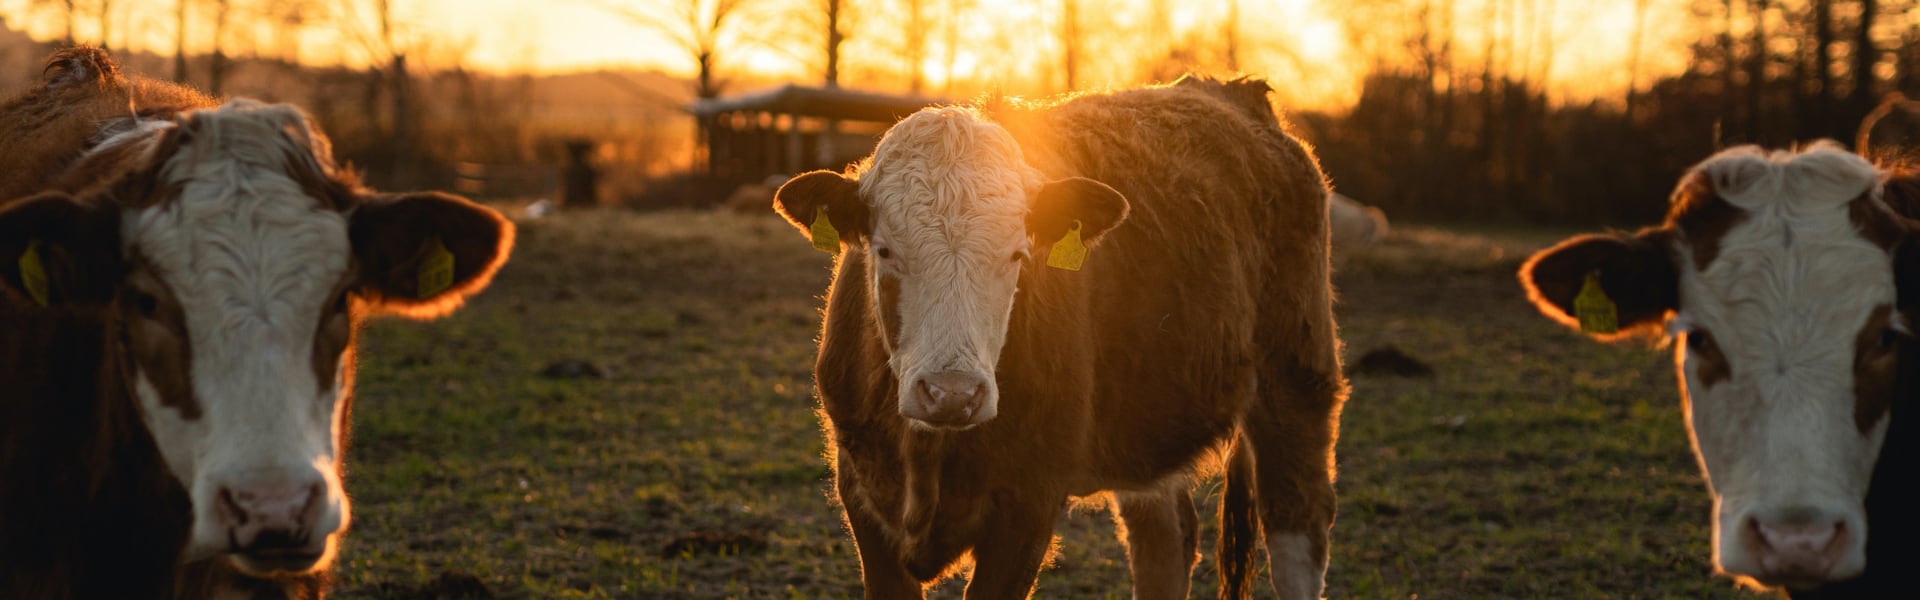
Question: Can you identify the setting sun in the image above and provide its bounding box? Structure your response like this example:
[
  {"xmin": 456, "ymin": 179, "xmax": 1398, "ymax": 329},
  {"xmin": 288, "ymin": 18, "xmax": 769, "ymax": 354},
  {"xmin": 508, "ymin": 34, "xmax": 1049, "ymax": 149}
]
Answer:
[{"xmin": 0, "ymin": 0, "xmax": 1690, "ymax": 110}]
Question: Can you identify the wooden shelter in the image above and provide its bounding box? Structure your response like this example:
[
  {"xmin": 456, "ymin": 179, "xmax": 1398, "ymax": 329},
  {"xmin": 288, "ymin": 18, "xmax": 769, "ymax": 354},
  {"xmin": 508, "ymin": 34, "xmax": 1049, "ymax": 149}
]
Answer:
[{"xmin": 690, "ymin": 84, "xmax": 946, "ymax": 179}]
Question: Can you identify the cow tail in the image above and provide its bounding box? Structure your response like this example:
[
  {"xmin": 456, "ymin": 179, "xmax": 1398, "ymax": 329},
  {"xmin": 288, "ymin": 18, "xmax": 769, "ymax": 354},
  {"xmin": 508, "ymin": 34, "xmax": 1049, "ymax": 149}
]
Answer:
[{"xmin": 1217, "ymin": 437, "xmax": 1260, "ymax": 600}]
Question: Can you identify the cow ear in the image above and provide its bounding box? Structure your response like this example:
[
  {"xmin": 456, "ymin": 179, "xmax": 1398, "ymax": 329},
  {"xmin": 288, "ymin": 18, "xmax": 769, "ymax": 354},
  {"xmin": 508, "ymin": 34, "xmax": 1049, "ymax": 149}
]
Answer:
[
  {"xmin": 773, "ymin": 170, "xmax": 869, "ymax": 248},
  {"xmin": 1518, "ymin": 228, "xmax": 1679, "ymax": 340},
  {"xmin": 348, "ymin": 191, "xmax": 514, "ymax": 319},
  {"xmin": 1028, "ymin": 177, "xmax": 1129, "ymax": 247},
  {"xmin": 0, "ymin": 192, "xmax": 122, "ymax": 308}
]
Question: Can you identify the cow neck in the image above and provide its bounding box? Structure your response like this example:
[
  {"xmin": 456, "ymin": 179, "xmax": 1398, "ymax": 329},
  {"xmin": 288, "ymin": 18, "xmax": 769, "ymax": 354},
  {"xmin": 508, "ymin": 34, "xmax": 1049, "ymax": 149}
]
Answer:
[{"xmin": 1, "ymin": 305, "xmax": 190, "ymax": 597}]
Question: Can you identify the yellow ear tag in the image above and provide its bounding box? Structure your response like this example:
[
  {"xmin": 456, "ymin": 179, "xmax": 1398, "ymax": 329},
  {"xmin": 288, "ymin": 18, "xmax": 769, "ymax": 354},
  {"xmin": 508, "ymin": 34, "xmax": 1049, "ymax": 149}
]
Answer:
[
  {"xmin": 1046, "ymin": 220, "xmax": 1090, "ymax": 271},
  {"xmin": 1574, "ymin": 271, "xmax": 1619, "ymax": 334},
  {"xmin": 18, "ymin": 239, "xmax": 50, "ymax": 307},
  {"xmin": 810, "ymin": 206, "xmax": 841, "ymax": 254},
  {"xmin": 417, "ymin": 237, "xmax": 455, "ymax": 299}
]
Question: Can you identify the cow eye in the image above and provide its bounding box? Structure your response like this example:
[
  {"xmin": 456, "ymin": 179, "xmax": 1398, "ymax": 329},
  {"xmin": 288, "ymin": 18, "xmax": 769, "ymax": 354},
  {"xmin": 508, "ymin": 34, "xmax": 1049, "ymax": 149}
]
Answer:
[
  {"xmin": 129, "ymin": 289, "xmax": 160, "ymax": 317},
  {"xmin": 1880, "ymin": 328, "xmax": 1901, "ymax": 350},
  {"xmin": 1685, "ymin": 330, "xmax": 1712, "ymax": 351},
  {"xmin": 875, "ymin": 247, "xmax": 893, "ymax": 260}
]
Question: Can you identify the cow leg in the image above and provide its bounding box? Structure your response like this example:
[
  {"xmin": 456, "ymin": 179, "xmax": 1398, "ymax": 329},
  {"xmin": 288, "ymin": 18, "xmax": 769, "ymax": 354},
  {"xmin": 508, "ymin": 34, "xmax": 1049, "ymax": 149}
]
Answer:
[
  {"xmin": 1245, "ymin": 351, "xmax": 1344, "ymax": 600},
  {"xmin": 962, "ymin": 497, "xmax": 1061, "ymax": 599},
  {"xmin": 845, "ymin": 503, "xmax": 927, "ymax": 600},
  {"xmin": 1112, "ymin": 483, "xmax": 1200, "ymax": 600}
]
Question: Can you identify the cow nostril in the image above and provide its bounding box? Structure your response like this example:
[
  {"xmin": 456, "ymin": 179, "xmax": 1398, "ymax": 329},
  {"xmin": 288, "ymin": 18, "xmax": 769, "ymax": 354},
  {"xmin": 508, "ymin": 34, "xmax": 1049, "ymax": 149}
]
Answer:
[
  {"xmin": 915, "ymin": 379, "xmax": 937, "ymax": 407},
  {"xmin": 218, "ymin": 487, "xmax": 248, "ymax": 526}
]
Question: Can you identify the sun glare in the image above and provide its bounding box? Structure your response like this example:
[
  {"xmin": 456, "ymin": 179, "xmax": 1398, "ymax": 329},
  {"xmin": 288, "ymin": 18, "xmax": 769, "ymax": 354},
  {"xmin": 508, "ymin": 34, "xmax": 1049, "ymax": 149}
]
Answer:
[{"xmin": 0, "ymin": 0, "xmax": 1686, "ymax": 110}]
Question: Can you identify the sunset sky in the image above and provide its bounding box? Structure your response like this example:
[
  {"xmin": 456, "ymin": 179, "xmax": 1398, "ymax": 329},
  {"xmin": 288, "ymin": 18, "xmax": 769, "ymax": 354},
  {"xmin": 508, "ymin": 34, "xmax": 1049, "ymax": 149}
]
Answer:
[{"xmin": 0, "ymin": 0, "xmax": 1694, "ymax": 109}]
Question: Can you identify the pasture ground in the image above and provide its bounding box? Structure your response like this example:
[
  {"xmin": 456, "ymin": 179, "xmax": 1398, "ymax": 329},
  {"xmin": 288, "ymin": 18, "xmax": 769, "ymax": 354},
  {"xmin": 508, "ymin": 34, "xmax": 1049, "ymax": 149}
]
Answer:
[{"xmin": 333, "ymin": 208, "xmax": 1775, "ymax": 599}]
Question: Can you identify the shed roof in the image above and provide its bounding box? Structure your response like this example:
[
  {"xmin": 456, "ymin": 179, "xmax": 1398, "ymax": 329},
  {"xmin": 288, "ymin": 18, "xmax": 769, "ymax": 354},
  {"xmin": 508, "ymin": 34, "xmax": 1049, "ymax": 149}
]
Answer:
[{"xmin": 689, "ymin": 84, "xmax": 947, "ymax": 122}]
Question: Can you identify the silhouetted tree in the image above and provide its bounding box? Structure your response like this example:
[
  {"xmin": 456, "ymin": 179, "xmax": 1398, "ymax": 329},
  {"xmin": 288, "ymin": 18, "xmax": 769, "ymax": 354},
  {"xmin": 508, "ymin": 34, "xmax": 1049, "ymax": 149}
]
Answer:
[{"xmin": 599, "ymin": 0, "xmax": 756, "ymax": 100}]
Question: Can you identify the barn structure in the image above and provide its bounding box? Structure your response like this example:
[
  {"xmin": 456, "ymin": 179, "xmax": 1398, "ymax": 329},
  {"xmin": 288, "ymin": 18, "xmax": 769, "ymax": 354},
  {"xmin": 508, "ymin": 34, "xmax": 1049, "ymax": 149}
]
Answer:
[{"xmin": 690, "ymin": 84, "xmax": 945, "ymax": 179}]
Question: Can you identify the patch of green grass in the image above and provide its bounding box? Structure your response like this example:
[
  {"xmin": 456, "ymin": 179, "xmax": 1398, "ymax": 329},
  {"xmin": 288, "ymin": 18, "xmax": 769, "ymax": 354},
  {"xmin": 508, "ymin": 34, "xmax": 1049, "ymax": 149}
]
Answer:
[{"xmin": 330, "ymin": 212, "xmax": 1773, "ymax": 598}]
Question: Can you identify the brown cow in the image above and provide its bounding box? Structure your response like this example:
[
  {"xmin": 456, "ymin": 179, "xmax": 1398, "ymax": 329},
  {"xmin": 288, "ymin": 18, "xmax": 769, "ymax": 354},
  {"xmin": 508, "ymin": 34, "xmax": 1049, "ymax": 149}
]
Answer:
[
  {"xmin": 772, "ymin": 77, "xmax": 1346, "ymax": 599},
  {"xmin": 0, "ymin": 48, "xmax": 513, "ymax": 598}
]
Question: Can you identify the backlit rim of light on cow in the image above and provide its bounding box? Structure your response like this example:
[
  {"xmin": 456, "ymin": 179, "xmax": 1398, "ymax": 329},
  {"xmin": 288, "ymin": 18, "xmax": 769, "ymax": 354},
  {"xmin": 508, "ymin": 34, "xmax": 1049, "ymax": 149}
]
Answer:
[
  {"xmin": 773, "ymin": 105, "xmax": 1130, "ymax": 430},
  {"xmin": 768, "ymin": 77, "xmax": 1346, "ymax": 599}
]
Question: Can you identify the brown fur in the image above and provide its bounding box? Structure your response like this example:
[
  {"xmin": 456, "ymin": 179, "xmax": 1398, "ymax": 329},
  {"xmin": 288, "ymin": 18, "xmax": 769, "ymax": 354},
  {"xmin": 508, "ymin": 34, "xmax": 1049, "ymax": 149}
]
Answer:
[
  {"xmin": 0, "ymin": 48, "xmax": 512, "ymax": 599},
  {"xmin": 1687, "ymin": 328, "xmax": 1733, "ymax": 389},
  {"xmin": 773, "ymin": 170, "xmax": 871, "ymax": 246},
  {"xmin": 1852, "ymin": 305, "xmax": 1899, "ymax": 434},
  {"xmin": 0, "ymin": 48, "xmax": 212, "ymax": 203},
  {"xmin": 1850, "ymin": 197, "xmax": 1905, "ymax": 250},
  {"xmin": 1668, "ymin": 172, "xmax": 1749, "ymax": 270},
  {"xmin": 0, "ymin": 303, "xmax": 189, "ymax": 599},
  {"xmin": 804, "ymin": 77, "xmax": 1344, "ymax": 598},
  {"xmin": 1518, "ymin": 228, "xmax": 1681, "ymax": 340},
  {"xmin": 121, "ymin": 257, "xmax": 199, "ymax": 417}
]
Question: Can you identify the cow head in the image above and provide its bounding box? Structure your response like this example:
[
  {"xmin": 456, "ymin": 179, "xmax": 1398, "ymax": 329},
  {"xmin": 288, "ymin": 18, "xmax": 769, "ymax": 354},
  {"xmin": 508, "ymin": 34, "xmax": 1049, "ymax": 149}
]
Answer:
[
  {"xmin": 0, "ymin": 99, "xmax": 513, "ymax": 575},
  {"xmin": 1519, "ymin": 143, "xmax": 1917, "ymax": 589},
  {"xmin": 773, "ymin": 106, "xmax": 1128, "ymax": 430}
]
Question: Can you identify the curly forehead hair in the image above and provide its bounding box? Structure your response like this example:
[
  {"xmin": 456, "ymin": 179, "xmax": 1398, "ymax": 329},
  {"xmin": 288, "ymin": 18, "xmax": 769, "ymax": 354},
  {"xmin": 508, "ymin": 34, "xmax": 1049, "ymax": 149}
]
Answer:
[{"xmin": 856, "ymin": 106, "xmax": 1041, "ymax": 221}]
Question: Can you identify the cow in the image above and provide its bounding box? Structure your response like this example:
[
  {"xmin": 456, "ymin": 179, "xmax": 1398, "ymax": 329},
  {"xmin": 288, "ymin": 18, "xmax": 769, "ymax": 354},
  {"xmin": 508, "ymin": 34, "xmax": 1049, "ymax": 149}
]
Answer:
[
  {"xmin": 1518, "ymin": 142, "xmax": 1919, "ymax": 595},
  {"xmin": 770, "ymin": 76, "xmax": 1346, "ymax": 599},
  {"xmin": 0, "ymin": 48, "xmax": 513, "ymax": 598},
  {"xmin": 1327, "ymin": 192, "xmax": 1387, "ymax": 269}
]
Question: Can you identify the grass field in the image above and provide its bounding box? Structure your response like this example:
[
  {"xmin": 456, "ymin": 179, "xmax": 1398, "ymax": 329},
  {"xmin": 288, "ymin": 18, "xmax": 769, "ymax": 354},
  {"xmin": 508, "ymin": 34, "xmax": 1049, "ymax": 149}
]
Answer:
[{"xmin": 328, "ymin": 208, "xmax": 1776, "ymax": 599}]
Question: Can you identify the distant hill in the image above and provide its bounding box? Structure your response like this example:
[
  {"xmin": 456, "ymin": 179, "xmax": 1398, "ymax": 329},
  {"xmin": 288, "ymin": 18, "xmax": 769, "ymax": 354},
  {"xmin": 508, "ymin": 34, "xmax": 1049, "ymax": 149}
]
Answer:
[{"xmin": 0, "ymin": 17, "xmax": 691, "ymax": 114}]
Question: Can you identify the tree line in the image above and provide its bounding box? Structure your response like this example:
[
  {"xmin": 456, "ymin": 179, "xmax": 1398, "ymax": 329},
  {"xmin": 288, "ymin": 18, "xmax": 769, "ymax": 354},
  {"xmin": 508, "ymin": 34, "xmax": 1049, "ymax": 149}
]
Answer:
[
  {"xmin": 1312, "ymin": 0, "xmax": 1920, "ymax": 226},
  {"xmin": 19, "ymin": 0, "xmax": 1920, "ymax": 224}
]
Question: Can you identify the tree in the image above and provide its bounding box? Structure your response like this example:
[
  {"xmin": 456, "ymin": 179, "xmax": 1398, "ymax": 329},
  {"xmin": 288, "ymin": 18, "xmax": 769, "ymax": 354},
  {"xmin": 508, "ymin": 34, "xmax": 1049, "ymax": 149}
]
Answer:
[
  {"xmin": 96, "ymin": 0, "xmax": 111, "ymax": 51},
  {"xmin": 29, "ymin": 0, "xmax": 78, "ymax": 45},
  {"xmin": 1059, "ymin": 0, "xmax": 1081, "ymax": 91},
  {"xmin": 1746, "ymin": 0, "xmax": 1768, "ymax": 139},
  {"xmin": 1814, "ymin": 0, "xmax": 1835, "ymax": 137},
  {"xmin": 1223, "ymin": 0, "xmax": 1240, "ymax": 71},
  {"xmin": 1626, "ymin": 0, "xmax": 1650, "ymax": 118},
  {"xmin": 1850, "ymin": 0, "xmax": 1879, "ymax": 121},
  {"xmin": 598, "ymin": 0, "xmax": 756, "ymax": 100},
  {"xmin": 938, "ymin": 0, "xmax": 973, "ymax": 95},
  {"xmin": 823, "ymin": 0, "xmax": 849, "ymax": 87},
  {"xmin": 901, "ymin": 0, "xmax": 928, "ymax": 92},
  {"xmin": 208, "ymin": 0, "xmax": 230, "ymax": 95},
  {"xmin": 173, "ymin": 0, "xmax": 189, "ymax": 82}
]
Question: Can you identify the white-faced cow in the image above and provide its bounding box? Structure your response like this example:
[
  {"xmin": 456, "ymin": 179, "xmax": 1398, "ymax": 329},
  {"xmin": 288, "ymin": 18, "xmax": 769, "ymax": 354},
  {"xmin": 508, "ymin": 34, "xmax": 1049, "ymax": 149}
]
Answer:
[
  {"xmin": 1520, "ymin": 142, "xmax": 1920, "ymax": 595},
  {"xmin": 1328, "ymin": 192, "xmax": 1387, "ymax": 269},
  {"xmin": 0, "ymin": 48, "xmax": 513, "ymax": 598},
  {"xmin": 772, "ymin": 76, "xmax": 1346, "ymax": 599}
]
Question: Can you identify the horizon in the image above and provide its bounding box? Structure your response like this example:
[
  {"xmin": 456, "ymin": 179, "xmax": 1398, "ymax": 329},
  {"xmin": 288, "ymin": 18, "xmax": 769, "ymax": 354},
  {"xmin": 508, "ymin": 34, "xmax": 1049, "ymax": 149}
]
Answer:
[{"xmin": 0, "ymin": 0, "xmax": 1694, "ymax": 111}]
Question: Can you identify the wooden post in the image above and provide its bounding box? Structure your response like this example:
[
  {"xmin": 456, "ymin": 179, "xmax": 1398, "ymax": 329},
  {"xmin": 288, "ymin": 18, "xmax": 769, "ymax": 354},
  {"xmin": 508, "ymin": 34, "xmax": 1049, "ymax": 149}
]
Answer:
[
  {"xmin": 787, "ymin": 114, "xmax": 805, "ymax": 175},
  {"xmin": 562, "ymin": 140, "xmax": 599, "ymax": 208}
]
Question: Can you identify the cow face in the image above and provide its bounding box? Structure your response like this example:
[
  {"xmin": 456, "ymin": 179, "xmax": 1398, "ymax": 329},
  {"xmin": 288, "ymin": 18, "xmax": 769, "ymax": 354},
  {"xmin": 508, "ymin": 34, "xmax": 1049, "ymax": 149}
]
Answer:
[
  {"xmin": 1520, "ymin": 144, "xmax": 1913, "ymax": 589},
  {"xmin": 0, "ymin": 100, "xmax": 512, "ymax": 575},
  {"xmin": 773, "ymin": 107, "xmax": 1127, "ymax": 429}
]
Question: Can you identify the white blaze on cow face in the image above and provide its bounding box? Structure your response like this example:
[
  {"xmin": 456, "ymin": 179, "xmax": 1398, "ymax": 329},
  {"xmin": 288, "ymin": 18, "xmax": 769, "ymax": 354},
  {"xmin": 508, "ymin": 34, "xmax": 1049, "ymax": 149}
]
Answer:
[
  {"xmin": 1669, "ymin": 145, "xmax": 1897, "ymax": 587},
  {"xmin": 859, "ymin": 107, "xmax": 1041, "ymax": 430},
  {"xmin": 119, "ymin": 100, "xmax": 352, "ymax": 575}
]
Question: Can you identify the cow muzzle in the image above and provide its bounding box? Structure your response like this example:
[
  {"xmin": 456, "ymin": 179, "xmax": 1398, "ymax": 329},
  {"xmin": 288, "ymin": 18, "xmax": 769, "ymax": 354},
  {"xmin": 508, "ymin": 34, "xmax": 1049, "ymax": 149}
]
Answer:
[
  {"xmin": 210, "ymin": 467, "xmax": 343, "ymax": 575},
  {"xmin": 902, "ymin": 370, "xmax": 997, "ymax": 429},
  {"xmin": 1723, "ymin": 505, "xmax": 1865, "ymax": 587}
]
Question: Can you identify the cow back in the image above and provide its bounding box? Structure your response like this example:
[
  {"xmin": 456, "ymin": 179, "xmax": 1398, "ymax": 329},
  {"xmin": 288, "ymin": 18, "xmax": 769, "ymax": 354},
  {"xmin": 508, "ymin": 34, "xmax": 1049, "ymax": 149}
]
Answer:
[
  {"xmin": 0, "ymin": 47, "xmax": 212, "ymax": 205},
  {"xmin": 988, "ymin": 79, "xmax": 1333, "ymax": 483}
]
